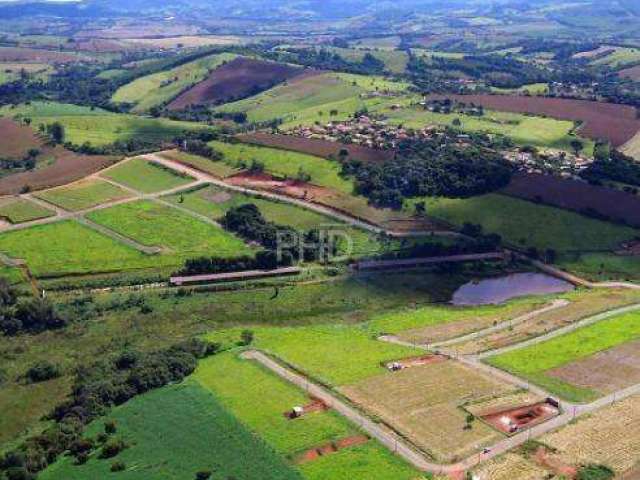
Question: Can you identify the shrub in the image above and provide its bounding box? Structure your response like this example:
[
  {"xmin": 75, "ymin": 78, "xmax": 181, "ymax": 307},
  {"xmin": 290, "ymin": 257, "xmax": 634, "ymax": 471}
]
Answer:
[
  {"xmin": 104, "ymin": 420, "xmax": 117, "ymax": 435},
  {"xmin": 576, "ymin": 464, "xmax": 615, "ymax": 480},
  {"xmin": 195, "ymin": 471, "xmax": 212, "ymax": 480},
  {"xmin": 111, "ymin": 461, "xmax": 126, "ymax": 472},
  {"xmin": 24, "ymin": 361, "xmax": 61, "ymax": 383},
  {"xmin": 99, "ymin": 438, "xmax": 127, "ymax": 459}
]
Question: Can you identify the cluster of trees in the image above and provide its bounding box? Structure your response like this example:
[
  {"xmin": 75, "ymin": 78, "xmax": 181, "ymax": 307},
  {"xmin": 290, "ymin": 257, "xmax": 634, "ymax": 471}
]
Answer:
[
  {"xmin": 582, "ymin": 148, "xmax": 640, "ymax": 188},
  {"xmin": 0, "ymin": 279, "xmax": 67, "ymax": 336},
  {"xmin": 180, "ymin": 250, "xmax": 292, "ymax": 276},
  {"xmin": 180, "ymin": 139, "xmax": 223, "ymax": 161},
  {"xmin": 377, "ymin": 232, "xmax": 502, "ymax": 261},
  {"xmin": 0, "ymin": 339, "xmax": 220, "ymax": 479},
  {"xmin": 265, "ymin": 48, "xmax": 386, "ymax": 75},
  {"xmin": 341, "ymin": 134, "xmax": 514, "ymax": 209},
  {"xmin": 221, "ymin": 203, "xmax": 297, "ymax": 250},
  {"xmin": 0, "ymin": 147, "xmax": 39, "ymax": 173}
]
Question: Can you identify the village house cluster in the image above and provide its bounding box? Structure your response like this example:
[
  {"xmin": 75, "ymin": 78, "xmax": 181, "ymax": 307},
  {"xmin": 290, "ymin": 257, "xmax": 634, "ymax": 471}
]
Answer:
[{"xmin": 286, "ymin": 115, "xmax": 438, "ymax": 149}]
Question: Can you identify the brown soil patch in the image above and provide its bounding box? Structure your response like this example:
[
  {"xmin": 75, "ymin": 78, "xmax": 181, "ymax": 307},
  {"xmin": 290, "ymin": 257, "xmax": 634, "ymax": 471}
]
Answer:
[
  {"xmin": 622, "ymin": 464, "xmax": 640, "ymax": 479},
  {"xmin": 481, "ymin": 401, "xmax": 560, "ymax": 435},
  {"xmin": 0, "ymin": 46, "xmax": 88, "ymax": 64},
  {"xmin": 203, "ymin": 190, "xmax": 232, "ymax": 204},
  {"xmin": 620, "ymin": 66, "xmax": 640, "ymax": 82},
  {"xmin": 284, "ymin": 398, "xmax": 329, "ymax": 419},
  {"xmin": 0, "ymin": 147, "xmax": 119, "ymax": 195},
  {"xmin": 0, "ymin": 118, "xmax": 42, "ymax": 159},
  {"xmin": 503, "ymin": 172, "xmax": 640, "ymax": 228},
  {"xmin": 168, "ymin": 57, "xmax": 307, "ymax": 110},
  {"xmin": 295, "ymin": 435, "xmax": 369, "ymax": 464},
  {"xmin": 226, "ymin": 171, "xmax": 333, "ymax": 202},
  {"xmin": 533, "ymin": 447, "xmax": 578, "ymax": 478},
  {"xmin": 238, "ymin": 132, "xmax": 395, "ymax": 164},
  {"xmin": 547, "ymin": 339, "xmax": 640, "ymax": 394},
  {"xmin": 429, "ymin": 94, "xmax": 640, "ymax": 147}
]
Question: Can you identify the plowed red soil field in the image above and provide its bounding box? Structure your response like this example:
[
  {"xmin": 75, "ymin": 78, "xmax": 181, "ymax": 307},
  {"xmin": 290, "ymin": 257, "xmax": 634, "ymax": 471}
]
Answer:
[
  {"xmin": 239, "ymin": 132, "xmax": 394, "ymax": 163},
  {"xmin": 0, "ymin": 118, "xmax": 42, "ymax": 158},
  {"xmin": 431, "ymin": 94, "xmax": 640, "ymax": 147},
  {"xmin": 168, "ymin": 57, "xmax": 307, "ymax": 109},
  {"xmin": 502, "ymin": 172, "xmax": 640, "ymax": 228}
]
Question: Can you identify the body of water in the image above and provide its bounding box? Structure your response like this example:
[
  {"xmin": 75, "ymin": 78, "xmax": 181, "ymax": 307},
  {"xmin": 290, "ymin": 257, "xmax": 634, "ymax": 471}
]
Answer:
[{"xmin": 451, "ymin": 272, "xmax": 574, "ymax": 306}]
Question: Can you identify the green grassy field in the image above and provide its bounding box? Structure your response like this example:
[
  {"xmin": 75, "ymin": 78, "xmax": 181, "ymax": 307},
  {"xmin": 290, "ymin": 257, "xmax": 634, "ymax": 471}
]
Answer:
[
  {"xmin": 558, "ymin": 253, "xmax": 640, "ymax": 282},
  {"xmin": 195, "ymin": 353, "xmax": 424, "ymax": 480},
  {"xmin": 323, "ymin": 47, "xmax": 409, "ymax": 73},
  {"xmin": 487, "ymin": 309, "xmax": 640, "ymax": 402},
  {"xmin": 0, "ymin": 197, "xmax": 55, "ymax": 223},
  {"xmin": 405, "ymin": 194, "xmax": 638, "ymax": 253},
  {"xmin": 0, "ymin": 220, "xmax": 158, "ymax": 276},
  {"xmin": 491, "ymin": 83, "xmax": 549, "ymax": 95},
  {"xmin": 0, "ymin": 62, "xmax": 52, "ymax": 85},
  {"xmin": 378, "ymin": 104, "xmax": 593, "ymax": 152},
  {"xmin": 205, "ymin": 325, "xmax": 419, "ymax": 386},
  {"xmin": 102, "ymin": 158, "xmax": 194, "ymax": 193},
  {"xmin": 209, "ymin": 141, "xmax": 353, "ymax": 193},
  {"xmin": 164, "ymin": 184, "xmax": 335, "ymax": 229},
  {"xmin": 87, "ymin": 200, "xmax": 253, "ymax": 259},
  {"xmin": 34, "ymin": 178, "xmax": 132, "ymax": 211},
  {"xmin": 113, "ymin": 52, "xmax": 237, "ymax": 113},
  {"xmin": 158, "ymin": 150, "xmax": 240, "ymax": 178},
  {"xmin": 591, "ymin": 47, "xmax": 640, "ymax": 68},
  {"xmin": 215, "ymin": 72, "xmax": 406, "ymax": 127},
  {"xmin": 40, "ymin": 381, "xmax": 302, "ymax": 480},
  {"xmin": 0, "ymin": 102, "xmax": 208, "ymax": 147}
]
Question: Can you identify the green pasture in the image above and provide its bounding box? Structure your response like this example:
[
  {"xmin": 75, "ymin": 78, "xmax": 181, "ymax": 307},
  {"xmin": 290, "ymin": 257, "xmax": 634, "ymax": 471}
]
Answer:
[
  {"xmin": 102, "ymin": 158, "xmax": 194, "ymax": 193},
  {"xmin": 405, "ymin": 194, "xmax": 638, "ymax": 253},
  {"xmin": 113, "ymin": 52, "xmax": 237, "ymax": 113},
  {"xmin": 195, "ymin": 353, "xmax": 423, "ymax": 480},
  {"xmin": 491, "ymin": 83, "xmax": 549, "ymax": 95},
  {"xmin": 323, "ymin": 48, "xmax": 409, "ymax": 73},
  {"xmin": 209, "ymin": 141, "xmax": 354, "ymax": 193},
  {"xmin": 0, "ymin": 197, "xmax": 55, "ymax": 223},
  {"xmin": 34, "ymin": 179, "xmax": 132, "ymax": 211},
  {"xmin": 0, "ymin": 102, "xmax": 207, "ymax": 146},
  {"xmin": 378, "ymin": 104, "xmax": 593, "ymax": 152},
  {"xmin": 487, "ymin": 309, "xmax": 640, "ymax": 402},
  {"xmin": 159, "ymin": 150, "xmax": 240, "ymax": 178},
  {"xmin": 0, "ymin": 220, "xmax": 158, "ymax": 277},
  {"xmin": 86, "ymin": 200, "xmax": 253, "ymax": 259},
  {"xmin": 205, "ymin": 325, "xmax": 419, "ymax": 387},
  {"xmin": 215, "ymin": 73, "xmax": 362, "ymax": 123},
  {"xmin": 591, "ymin": 47, "xmax": 640, "ymax": 68},
  {"xmin": 40, "ymin": 382, "xmax": 301, "ymax": 480},
  {"xmin": 558, "ymin": 253, "xmax": 640, "ymax": 282}
]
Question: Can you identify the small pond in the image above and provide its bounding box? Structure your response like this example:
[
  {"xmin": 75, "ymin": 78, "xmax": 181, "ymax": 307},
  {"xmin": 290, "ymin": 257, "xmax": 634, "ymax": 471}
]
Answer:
[{"xmin": 451, "ymin": 272, "xmax": 574, "ymax": 306}]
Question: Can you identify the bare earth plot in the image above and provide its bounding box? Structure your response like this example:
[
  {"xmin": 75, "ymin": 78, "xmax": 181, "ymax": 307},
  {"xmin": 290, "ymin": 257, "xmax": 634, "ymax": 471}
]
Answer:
[
  {"xmin": 547, "ymin": 339, "xmax": 640, "ymax": 395},
  {"xmin": 540, "ymin": 394, "xmax": 640, "ymax": 475},
  {"xmin": 342, "ymin": 360, "xmax": 515, "ymax": 463}
]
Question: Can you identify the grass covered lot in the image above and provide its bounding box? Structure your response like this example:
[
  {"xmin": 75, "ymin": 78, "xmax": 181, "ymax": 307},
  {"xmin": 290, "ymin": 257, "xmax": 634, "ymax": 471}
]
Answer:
[
  {"xmin": 158, "ymin": 150, "xmax": 240, "ymax": 178},
  {"xmin": 487, "ymin": 309, "xmax": 640, "ymax": 402},
  {"xmin": 215, "ymin": 72, "xmax": 407, "ymax": 128},
  {"xmin": 406, "ymin": 194, "xmax": 638, "ymax": 253},
  {"xmin": 34, "ymin": 178, "xmax": 132, "ymax": 211},
  {"xmin": 195, "ymin": 353, "xmax": 423, "ymax": 480},
  {"xmin": 165, "ymin": 184, "xmax": 336, "ymax": 229},
  {"xmin": 112, "ymin": 52, "xmax": 237, "ymax": 113},
  {"xmin": 0, "ymin": 197, "xmax": 55, "ymax": 223},
  {"xmin": 1, "ymin": 102, "xmax": 207, "ymax": 147},
  {"xmin": 101, "ymin": 158, "xmax": 194, "ymax": 193},
  {"xmin": 87, "ymin": 200, "xmax": 253, "ymax": 260},
  {"xmin": 210, "ymin": 141, "xmax": 353, "ymax": 193},
  {"xmin": 0, "ymin": 220, "xmax": 157, "ymax": 276},
  {"xmin": 40, "ymin": 382, "xmax": 302, "ymax": 480}
]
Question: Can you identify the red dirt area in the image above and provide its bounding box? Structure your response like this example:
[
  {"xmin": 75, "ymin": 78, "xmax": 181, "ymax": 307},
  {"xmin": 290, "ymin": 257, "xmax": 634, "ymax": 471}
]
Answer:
[
  {"xmin": 73, "ymin": 38, "xmax": 138, "ymax": 53},
  {"xmin": 481, "ymin": 401, "xmax": 559, "ymax": 435},
  {"xmin": 226, "ymin": 171, "xmax": 332, "ymax": 202},
  {"xmin": 534, "ymin": 447, "xmax": 578, "ymax": 479},
  {"xmin": 0, "ymin": 118, "xmax": 42, "ymax": 159},
  {"xmin": 622, "ymin": 465, "xmax": 640, "ymax": 479},
  {"xmin": 296, "ymin": 435, "xmax": 369, "ymax": 464},
  {"xmin": 0, "ymin": 148, "xmax": 119, "ymax": 195},
  {"xmin": 620, "ymin": 66, "xmax": 640, "ymax": 82},
  {"xmin": 283, "ymin": 398, "xmax": 329, "ymax": 419},
  {"xmin": 238, "ymin": 132, "xmax": 395, "ymax": 164},
  {"xmin": 0, "ymin": 46, "xmax": 88, "ymax": 63},
  {"xmin": 429, "ymin": 94, "xmax": 640, "ymax": 147},
  {"xmin": 386, "ymin": 354, "xmax": 447, "ymax": 371},
  {"xmin": 168, "ymin": 57, "xmax": 308, "ymax": 110},
  {"xmin": 502, "ymin": 172, "xmax": 640, "ymax": 228}
]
